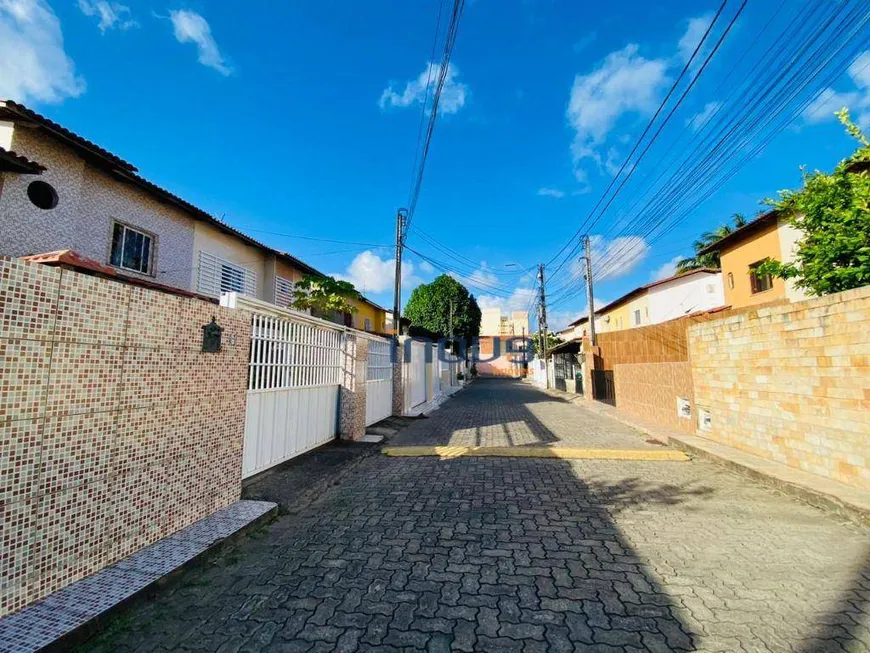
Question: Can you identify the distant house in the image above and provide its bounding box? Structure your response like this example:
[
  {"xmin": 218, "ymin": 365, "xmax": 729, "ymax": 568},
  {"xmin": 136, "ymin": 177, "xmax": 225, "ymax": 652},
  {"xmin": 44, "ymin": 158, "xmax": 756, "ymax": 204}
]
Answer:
[
  {"xmin": 0, "ymin": 100, "xmax": 386, "ymax": 332},
  {"xmin": 475, "ymin": 335, "xmax": 530, "ymax": 377},
  {"xmin": 697, "ymin": 210, "xmax": 806, "ymax": 308},
  {"xmin": 561, "ymin": 269, "xmax": 725, "ymax": 336}
]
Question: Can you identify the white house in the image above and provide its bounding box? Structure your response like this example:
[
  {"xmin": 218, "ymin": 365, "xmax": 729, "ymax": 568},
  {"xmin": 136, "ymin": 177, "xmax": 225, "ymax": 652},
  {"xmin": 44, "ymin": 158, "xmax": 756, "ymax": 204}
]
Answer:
[{"xmin": 646, "ymin": 268, "xmax": 725, "ymax": 324}]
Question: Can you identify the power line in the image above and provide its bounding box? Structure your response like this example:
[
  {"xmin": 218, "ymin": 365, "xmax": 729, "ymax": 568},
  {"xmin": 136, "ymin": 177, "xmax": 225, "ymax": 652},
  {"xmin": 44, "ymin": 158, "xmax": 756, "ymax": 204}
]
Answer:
[
  {"xmin": 591, "ymin": 0, "xmax": 868, "ymax": 286},
  {"xmin": 403, "ymin": 0, "xmax": 467, "ymax": 240},
  {"xmin": 543, "ymin": 2, "xmax": 730, "ymax": 280},
  {"xmin": 240, "ymin": 228, "xmax": 390, "ymax": 249}
]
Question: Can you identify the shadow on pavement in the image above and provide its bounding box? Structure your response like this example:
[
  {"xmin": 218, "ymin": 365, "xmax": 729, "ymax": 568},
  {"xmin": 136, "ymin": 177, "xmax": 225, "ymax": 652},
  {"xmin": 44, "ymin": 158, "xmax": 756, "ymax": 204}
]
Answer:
[
  {"xmin": 799, "ymin": 550, "xmax": 870, "ymax": 652},
  {"xmin": 393, "ymin": 378, "xmax": 648, "ymax": 449}
]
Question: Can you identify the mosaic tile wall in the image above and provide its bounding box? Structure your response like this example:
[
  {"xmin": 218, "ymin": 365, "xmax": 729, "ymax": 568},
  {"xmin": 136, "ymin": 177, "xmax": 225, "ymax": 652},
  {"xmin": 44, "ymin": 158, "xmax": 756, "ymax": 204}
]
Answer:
[
  {"xmin": 0, "ymin": 256, "xmax": 252, "ymax": 617},
  {"xmin": 0, "ymin": 128, "xmax": 197, "ymax": 292}
]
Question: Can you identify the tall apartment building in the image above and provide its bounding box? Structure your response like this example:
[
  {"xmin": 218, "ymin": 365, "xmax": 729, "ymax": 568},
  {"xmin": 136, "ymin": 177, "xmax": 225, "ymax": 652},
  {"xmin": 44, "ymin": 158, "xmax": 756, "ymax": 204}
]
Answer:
[{"xmin": 480, "ymin": 307, "xmax": 530, "ymax": 337}]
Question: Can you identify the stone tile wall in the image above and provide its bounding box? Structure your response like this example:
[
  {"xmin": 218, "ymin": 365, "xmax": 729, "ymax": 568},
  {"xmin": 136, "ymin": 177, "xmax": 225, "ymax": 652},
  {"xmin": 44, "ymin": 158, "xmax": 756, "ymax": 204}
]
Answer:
[
  {"xmin": 0, "ymin": 129, "xmax": 196, "ymax": 292},
  {"xmin": 339, "ymin": 334, "xmax": 368, "ymax": 441},
  {"xmin": 0, "ymin": 257, "xmax": 251, "ymax": 617},
  {"xmin": 689, "ymin": 285, "xmax": 870, "ymax": 488},
  {"xmin": 612, "ymin": 362, "xmax": 696, "ymax": 434}
]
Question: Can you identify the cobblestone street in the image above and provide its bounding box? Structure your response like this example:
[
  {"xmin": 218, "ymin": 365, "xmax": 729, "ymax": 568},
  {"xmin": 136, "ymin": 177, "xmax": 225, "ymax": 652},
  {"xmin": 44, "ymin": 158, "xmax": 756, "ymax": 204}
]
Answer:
[{"xmin": 85, "ymin": 380, "xmax": 870, "ymax": 652}]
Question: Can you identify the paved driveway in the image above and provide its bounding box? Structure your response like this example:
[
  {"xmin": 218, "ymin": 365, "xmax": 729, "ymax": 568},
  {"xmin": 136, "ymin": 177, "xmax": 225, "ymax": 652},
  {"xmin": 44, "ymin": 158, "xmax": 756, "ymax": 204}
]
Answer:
[{"xmin": 85, "ymin": 380, "xmax": 870, "ymax": 652}]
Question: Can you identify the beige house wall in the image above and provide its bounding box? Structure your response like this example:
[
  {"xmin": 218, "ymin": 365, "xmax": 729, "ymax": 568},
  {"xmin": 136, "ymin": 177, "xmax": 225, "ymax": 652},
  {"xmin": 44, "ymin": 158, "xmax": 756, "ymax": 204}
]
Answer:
[
  {"xmin": 599, "ymin": 293, "xmax": 649, "ymax": 332},
  {"xmin": 776, "ymin": 215, "xmax": 809, "ymax": 304},
  {"xmin": 0, "ymin": 128, "xmax": 196, "ymax": 291},
  {"xmin": 689, "ymin": 285, "xmax": 870, "ymax": 489},
  {"xmin": 0, "ymin": 257, "xmax": 251, "ymax": 617},
  {"xmin": 191, "ymin": 221, "xmax": 267, "ymax": 300}
]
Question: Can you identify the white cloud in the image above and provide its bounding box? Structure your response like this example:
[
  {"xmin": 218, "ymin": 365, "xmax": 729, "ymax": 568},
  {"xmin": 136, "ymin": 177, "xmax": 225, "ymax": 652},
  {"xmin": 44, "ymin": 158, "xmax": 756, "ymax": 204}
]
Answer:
[
  {"xmin": 686, "ymin": 100, "xmax": 722, "ymax": 132},
  {"xmin": 0, "ymin": 0, "xmax": 85, "ymax": 104},
  {"xmin": 651, "ymin": 255, "xmax": 683, "ymax": 281},
  {"xmin": 565, "ymin": 12, "xmax": 719, "ymax": 179},
  {"xmin": 677, "ymin": 13, "xmax": 714, "ymax": 64},
  {"xmin": 169, "ymin": 9, "xmax": 231, "ymax": 76},
  {"xmin": 77, "ymin": 0, "xmax": 136, "ymax": 32},
  {"xmin": 379, "ymin": 62, "xmax": 468, "ymax": 115},
  {"xmin": 603, "ymin": 147, "xmax": 622, "ymax": 176},
  {"xmin": 804, "ymin": 52, "xmax": 870, "ymax": 128},
  {"xmin": 333, "ymin": 250, "xmax": 425, "ymax": 295},
  {"xmin": 476, "ymin": 287, "xmax": 536, "ymax": 314},
  {"xmin": 569, "ymin": 234, "xmax": 650, "ymax": 282},
  {"xmin": 537, "ymin": 187, "xmax": 566, "ymax": 199},
  {"xmin": 566, "ymin": 44, "xmax": 669, "ymax": 172},
  {"xmin": 418, "ymin": 260, "xmax": 436, "ymax": 275}
]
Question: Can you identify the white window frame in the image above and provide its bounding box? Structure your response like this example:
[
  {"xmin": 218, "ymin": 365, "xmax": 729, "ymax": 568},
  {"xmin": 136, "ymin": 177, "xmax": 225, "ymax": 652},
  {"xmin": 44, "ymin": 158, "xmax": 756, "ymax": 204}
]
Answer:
[
  {"xmin": 109, "ymin": 221, "xmax": 154, "ymax": 275},
  {"xmin": 197, "ymin": 251, "xmax": 257, "ymax": 298}
]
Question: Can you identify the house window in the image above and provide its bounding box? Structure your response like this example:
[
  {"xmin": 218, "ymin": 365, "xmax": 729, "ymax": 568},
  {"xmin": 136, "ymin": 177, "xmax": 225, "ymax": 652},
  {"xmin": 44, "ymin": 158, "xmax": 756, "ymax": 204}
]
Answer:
[
  {"xmin": 749, "ymin": 260, "xmax": 773, "ymax": 294},
  {"xmin": 633, "ymin": 309, "xmax": 641, "ymax": 326},
  {"xmin": 110, "ymin": 222, "xmax": 153, "ymax": 274},
  {"xmin": 197, "ymin": 251, "xmax": 257, "ymax": 298},
  {"xmin": 727, "ymin": 272, "xmax": 734, "ymax": 289},
  {"xmin": 364, "ymin": 318, "xmax": 372, "ymax": 332},
  {"xmin": 275, "ymin": 276, "xmax": 294, "ymax": 307}
]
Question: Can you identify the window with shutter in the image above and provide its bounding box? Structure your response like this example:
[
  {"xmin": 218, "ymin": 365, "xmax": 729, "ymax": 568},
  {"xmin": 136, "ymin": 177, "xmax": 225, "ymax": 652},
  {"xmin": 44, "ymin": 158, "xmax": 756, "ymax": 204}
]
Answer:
[{"xmin": 197, "ymin": 251, "xmax": 257, "ymax": 298}]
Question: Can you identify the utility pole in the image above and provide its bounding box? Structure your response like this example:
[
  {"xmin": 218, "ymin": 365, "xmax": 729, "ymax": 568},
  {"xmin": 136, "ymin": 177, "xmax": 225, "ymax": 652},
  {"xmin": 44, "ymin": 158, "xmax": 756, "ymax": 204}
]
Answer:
[
  {"xmin": 583, "ymin": 235, "xmax": 597, "ymax": 346},
  {"xmin": 521, "ymin": 325, "xmax": 526, "ymax": 375},
  {"xmin": 392, "ymin": 208, "xmax": 407, "ymax": 338},
  {"xmin": 537, "ymin": 263, "xmax": 550, "ymax": 388}
]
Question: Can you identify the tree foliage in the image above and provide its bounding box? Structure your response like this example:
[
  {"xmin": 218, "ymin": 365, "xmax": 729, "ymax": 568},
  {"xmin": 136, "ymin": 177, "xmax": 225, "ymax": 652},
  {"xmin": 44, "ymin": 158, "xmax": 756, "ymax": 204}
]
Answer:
[
  {"xmin": 403, "ymin": 274, "xmax": 482, "ymax": 341},
  {"xmin": 290, "ymin": 274, "xmax": 361, "ymax": 317},
  {"xmin": 529, "ymin": 330, "xmax": 562, "ymax": 358},
  {"xmin": 758, "ymin": 109, "xmax": 870, "ymax": 296},
  {"xmin": 676, "ymin": 214, "xmax": 748, "ymax": 273}
]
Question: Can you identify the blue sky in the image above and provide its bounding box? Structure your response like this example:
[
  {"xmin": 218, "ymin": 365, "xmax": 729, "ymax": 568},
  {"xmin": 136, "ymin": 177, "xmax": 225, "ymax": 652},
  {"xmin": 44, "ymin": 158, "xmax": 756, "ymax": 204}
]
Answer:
[{"xmin": 2, "ymin": 0, "xmax": 868, "ymax": 329}]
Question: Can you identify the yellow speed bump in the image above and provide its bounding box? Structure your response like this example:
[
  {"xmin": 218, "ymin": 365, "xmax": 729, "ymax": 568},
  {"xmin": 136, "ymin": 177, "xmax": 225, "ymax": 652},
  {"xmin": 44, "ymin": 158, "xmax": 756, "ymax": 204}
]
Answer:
[{"xmin": 382, "ymin": 446, "xmax": 689, "ymax": 462}]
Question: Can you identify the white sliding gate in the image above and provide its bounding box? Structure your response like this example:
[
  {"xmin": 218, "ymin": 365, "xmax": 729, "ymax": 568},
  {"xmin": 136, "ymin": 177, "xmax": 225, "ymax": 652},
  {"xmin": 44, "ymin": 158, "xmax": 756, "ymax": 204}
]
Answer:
[
  {"xmin": 242, "ymin": 312, "xmax": 342, "ymax": 479},
  {"xmin": 365, "ymin": 337, "xmax": 393, "ymax": 426}
]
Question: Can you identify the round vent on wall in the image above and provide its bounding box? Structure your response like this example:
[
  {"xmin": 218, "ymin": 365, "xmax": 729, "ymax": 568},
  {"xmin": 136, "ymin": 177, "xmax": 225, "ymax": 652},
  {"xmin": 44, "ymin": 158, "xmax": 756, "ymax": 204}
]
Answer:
[{"xmin": 27, "ymin": 180, "xmax": 59, "ymax": 210}]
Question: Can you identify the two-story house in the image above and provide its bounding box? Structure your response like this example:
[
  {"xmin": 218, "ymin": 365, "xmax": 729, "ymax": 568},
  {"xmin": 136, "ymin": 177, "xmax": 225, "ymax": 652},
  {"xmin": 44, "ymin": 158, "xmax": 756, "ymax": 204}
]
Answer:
[
  {"xmin": 696, "ymin": 210, "xmax": 807, "ymax": 309},
  {"xmin": 0, "ymin": 100, "xmax": 386, "ymax": 332},
  {"xmin": 560, "ymin": 268, "xmax": 725, "ymax": 338}
]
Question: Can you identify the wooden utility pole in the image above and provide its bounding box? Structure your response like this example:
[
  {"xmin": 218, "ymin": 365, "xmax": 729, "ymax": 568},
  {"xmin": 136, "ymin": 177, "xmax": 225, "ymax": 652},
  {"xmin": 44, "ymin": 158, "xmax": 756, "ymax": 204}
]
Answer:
[
  {"xmin": 537, "ymin": 263, "xmax": 550, "ymax": 388},
  {"xmin": 392, "ymin": 208, "xmax": 407, "ymax": 338},
  {"xmin": 584, "ymin": 235, "xmax": 597, "ymax": 346}
]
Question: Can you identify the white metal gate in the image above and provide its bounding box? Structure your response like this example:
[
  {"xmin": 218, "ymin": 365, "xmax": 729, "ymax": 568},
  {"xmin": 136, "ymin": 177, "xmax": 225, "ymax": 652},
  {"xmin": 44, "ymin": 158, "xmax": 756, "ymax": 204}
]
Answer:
[
  {"xmin": 365, "ymin": 337, "xmax": 393, "ymax": 426},
  {"xmin": 408, "ymin": 340, "xmax": 427, "ymax": 408},
  {"xmin": 242, "ymin": 312, "xmax": 342, "ymax": 479}
]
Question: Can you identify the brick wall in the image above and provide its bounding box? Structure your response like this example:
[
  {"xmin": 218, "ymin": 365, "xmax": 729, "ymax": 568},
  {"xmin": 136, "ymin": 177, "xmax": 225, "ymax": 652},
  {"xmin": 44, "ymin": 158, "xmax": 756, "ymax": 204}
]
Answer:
[
  {"xmin": 612, "ymin": 362, "xmax": 696, "ymax": 433},
  {"xmin": 0, "ymin": 257, "xmax": 251, "ymax": 617},
  {"xmin": 689, "ymin": 285, "xmax": 870, "ymax": 489}
]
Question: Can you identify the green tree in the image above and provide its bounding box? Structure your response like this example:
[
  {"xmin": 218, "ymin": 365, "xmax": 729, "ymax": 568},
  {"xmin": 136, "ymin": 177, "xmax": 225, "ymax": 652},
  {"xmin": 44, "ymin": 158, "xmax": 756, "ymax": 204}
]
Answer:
[
  {"xmin": 404, "ymin": 274, "xmax": 482, "ymax": 341},
  {"xmin": 676, "ymin": 213, "xmax": 748, "ymax": 273},
  {"xmin": 529, "ymin": 331, "xmax": 562, "ymax": 358},
  {"xmin": 290, "ymin": 274, "xmax": 361, "ymax": 318},
  {"xmin": 757, "ymin": 109, "xmax": 870, "ymax": 296}
]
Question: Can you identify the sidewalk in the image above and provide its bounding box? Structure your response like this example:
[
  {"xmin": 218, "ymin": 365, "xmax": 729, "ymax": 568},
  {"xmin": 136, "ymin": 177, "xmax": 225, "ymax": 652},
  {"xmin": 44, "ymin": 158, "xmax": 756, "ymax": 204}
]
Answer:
[{"xmin": 547, "ymin": 385, "xmax": 870, "ymax": 526}]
